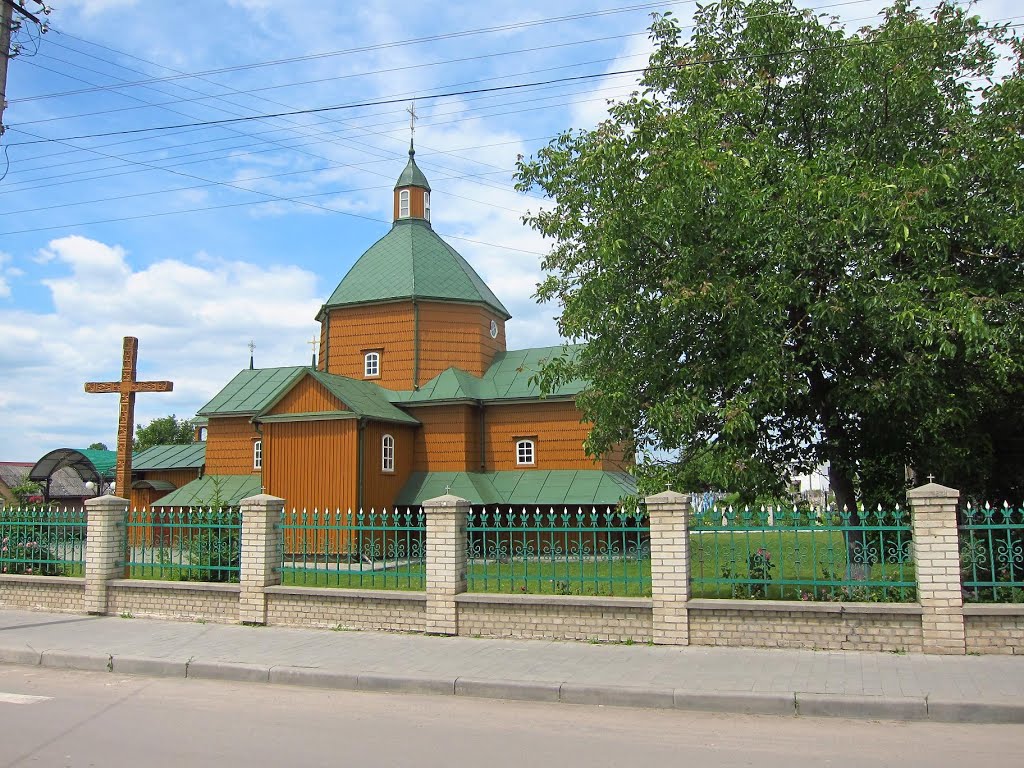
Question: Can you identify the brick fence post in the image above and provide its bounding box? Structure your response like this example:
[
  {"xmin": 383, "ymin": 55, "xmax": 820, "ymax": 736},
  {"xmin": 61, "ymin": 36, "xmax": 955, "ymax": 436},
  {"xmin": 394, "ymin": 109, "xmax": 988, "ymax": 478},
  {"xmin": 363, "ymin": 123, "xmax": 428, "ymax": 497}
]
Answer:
[
  {"xmin": 83, "ymin": 494, "xmax": 129, "ymax": 615},
  {"xmin": 645, "ymin": 490, "xmax": 691, "ymax": 645},
  {"xmin": 422, "ymin": 494, "xmax": 469, "ymax": 635},
  {"xmin": 907, "ymin": 482, "xmax": 966, "ymax": 655},
  {"xmin": 239, "ymin": 494, "xmax": 284, "ymax": 625}
]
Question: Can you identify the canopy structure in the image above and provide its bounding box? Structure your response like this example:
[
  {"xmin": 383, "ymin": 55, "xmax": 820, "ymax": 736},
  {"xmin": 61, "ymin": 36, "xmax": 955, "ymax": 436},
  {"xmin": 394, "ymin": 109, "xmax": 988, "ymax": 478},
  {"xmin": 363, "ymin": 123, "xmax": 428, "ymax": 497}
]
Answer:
[{"xmin": 29, "ymin": 448, "xmax": 116, "ymax": 501}]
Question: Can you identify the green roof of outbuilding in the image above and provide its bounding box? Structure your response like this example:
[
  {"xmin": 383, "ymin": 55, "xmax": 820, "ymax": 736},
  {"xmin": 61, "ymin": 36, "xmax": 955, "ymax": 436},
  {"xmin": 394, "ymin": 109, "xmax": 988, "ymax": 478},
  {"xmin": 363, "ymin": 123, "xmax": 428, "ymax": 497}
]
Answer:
[
  {"xmin": 149, "ymin": 475, "xmax": 262, "ymax": 507},
  {"xmin": 390, "ymin": 345, "xmax": 587, "ymax": 404},
  {"xmin": 321, "ymin": 219, "xmax": 510, "ymax": 319},
  {"xmin": 395, "ymin": 470, "xmax": 636, "ymax": 506},
  {"xmin": 132, "ymin": 443, "xmax": 206, "ymax": 471},
  {"xmin": 76, "ymin": 449, "xmax": 117, "ymax": 477},
  {"xmin": 394, "ymin": 144, "xmax": 430, "ymax": 190}
]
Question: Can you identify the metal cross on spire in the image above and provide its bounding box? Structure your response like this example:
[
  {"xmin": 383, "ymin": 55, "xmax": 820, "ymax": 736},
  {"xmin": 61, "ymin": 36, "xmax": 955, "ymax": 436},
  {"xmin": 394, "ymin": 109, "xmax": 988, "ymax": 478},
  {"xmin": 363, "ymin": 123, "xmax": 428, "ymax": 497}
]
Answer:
[
  {"xmin": 85, "ymin": 337, "xmax": 173, "ymax": 501},
  {"xmin": 248, "ymin": 340, "xmax": 256, "ymax": 370},
  {"xmin": 407, "ymin": 101, "xmax": 418, "ymax": 139},
  {"xmin": 308, "ymin": 336, "xmax": 319, "ymax": 368}
]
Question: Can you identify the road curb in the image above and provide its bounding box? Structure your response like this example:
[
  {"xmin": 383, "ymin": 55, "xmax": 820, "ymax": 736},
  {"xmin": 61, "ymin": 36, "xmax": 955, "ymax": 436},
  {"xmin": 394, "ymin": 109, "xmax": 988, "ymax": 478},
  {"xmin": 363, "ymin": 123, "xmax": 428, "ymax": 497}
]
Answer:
[
  {"xmin": 2, "ymin": 648, "xmax": 1023, "ymax": 723},
  {"xmin": 927, "ymin": 699, "xmax": 1024, "ymax": 724}
]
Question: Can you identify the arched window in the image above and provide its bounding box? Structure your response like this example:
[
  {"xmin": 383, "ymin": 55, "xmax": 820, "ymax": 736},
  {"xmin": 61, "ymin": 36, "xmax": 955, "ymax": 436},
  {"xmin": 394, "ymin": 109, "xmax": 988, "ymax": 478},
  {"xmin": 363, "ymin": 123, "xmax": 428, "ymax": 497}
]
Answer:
[
  {"xmin": 382, "ymin": 434, "xmax": 395, "ymax": 472},
  {"xmin": 423, "ymin": 191, "xmax": 430, "ymax": 222},
  {"xmin": 516, "ymin": 439, "xmax": 535, "ymax": 466},
  {"xmin": 364, "ymin": 351, "xmax": 380, "ymax": 377},
  {"xmin": 197, "ymin": 426, "xmax": 208, "ymax": 442},
  {"xmin": 253, "ymin": 439, "xmax": 262, "ymax": 470},
  {"xmin": 399, "ymin": 189, "xmax": 410, "ymax": 218}
]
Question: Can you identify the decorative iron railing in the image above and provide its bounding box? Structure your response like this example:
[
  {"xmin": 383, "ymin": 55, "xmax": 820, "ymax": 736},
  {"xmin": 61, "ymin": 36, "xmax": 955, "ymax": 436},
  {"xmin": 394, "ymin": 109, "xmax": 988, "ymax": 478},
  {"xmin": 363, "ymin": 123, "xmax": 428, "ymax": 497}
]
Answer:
[
  {"xmin": 466, "ymin": 507, "xmax": 650, "ymax": 597},
  {"xmin": 281, "ymin": 508, "xmax": 425, "ymax": 590},
  {"xmin": 689, "ymin": 505, "xmax": 916, "ymax": 602},
  {"xmin": 0, "ymin": 506, "xmax": 86, "ymax": 576},
  {"xmin": 959, "ymin": 502, "xmax": 1024, "ymax": 603},
  {"xmin": 123, "ymin": 507, "xmax": 241, "ymax": 583}
]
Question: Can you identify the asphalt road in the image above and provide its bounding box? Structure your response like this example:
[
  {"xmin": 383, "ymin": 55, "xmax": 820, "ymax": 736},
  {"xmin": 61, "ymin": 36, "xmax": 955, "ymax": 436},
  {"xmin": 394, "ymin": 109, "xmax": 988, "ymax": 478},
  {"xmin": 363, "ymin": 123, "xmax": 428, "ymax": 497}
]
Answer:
[{"xmin": 0, "ymin": 664, "xmax": 1020, "ymax": 768}]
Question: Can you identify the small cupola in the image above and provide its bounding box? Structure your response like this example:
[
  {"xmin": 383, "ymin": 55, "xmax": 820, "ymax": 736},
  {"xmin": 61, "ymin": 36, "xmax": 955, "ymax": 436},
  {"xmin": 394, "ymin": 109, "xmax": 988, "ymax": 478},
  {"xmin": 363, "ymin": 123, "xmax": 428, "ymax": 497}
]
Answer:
[{"xmin": 394, "ymin": 140, "xmax": 432, "ymax": 224}]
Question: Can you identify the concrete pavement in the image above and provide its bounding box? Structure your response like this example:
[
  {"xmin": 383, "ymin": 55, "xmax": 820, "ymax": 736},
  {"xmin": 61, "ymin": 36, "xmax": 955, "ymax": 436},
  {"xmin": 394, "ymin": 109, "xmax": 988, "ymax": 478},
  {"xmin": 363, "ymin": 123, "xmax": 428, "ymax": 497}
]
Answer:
[{"xmin": 0, "ymin": 609, "xmax": 1021, "ymax": 723}]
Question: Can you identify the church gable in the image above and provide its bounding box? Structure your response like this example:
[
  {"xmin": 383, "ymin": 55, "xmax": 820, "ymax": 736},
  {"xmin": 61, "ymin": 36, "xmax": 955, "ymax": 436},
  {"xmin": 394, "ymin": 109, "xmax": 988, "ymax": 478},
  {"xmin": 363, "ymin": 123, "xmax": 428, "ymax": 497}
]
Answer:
[{"xmin": 262, "ymin": 374, "xmax": 348, "ymax": 417}]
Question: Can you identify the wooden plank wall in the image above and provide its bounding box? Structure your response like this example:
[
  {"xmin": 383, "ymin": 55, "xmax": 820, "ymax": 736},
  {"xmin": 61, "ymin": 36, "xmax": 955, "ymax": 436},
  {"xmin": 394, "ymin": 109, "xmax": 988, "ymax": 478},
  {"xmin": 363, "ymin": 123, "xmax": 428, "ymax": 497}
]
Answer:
[
  {"xmin": 205, "ymin": 416, "xmax": 261, "ymax": 474},
  {"xmin": 323, "ymin": 303, "xmax": 416, "ymax": 388},
  {"xmin": 266, "ymin": 375, "xmax": 343, "ymax": 415},
  {"xmin": 263, "ymin": 419, "xmax": 357, "ymax": 513},
  {"xmin": 416, "ymin": 301, "xmax": 504, "ymax": 380},
  {"xmin": 411, "ymin": 404, "xmax": 479, "ymax": 471},
  {"xmin": 361, "ymin": 421, "xmax": 415, "ymax": 511},
  {"xmin": 484, "ymin": 401, "xmax": 602, "ymax": 471}
]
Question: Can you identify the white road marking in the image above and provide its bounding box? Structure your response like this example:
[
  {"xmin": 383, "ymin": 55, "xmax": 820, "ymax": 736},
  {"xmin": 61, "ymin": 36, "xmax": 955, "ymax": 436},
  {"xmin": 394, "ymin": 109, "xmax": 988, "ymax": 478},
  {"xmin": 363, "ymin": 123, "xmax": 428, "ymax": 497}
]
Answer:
[{"xmin": 0, "ymin": 691, "xmax": 52, "ymax": 704}]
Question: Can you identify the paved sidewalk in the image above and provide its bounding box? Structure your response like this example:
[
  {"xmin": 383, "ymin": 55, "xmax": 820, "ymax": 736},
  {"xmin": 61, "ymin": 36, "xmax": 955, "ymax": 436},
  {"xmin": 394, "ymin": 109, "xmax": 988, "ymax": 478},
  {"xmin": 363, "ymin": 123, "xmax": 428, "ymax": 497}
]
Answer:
[{"xmin": 0, "ymin": 609, "xmax": 1021, "ymax": 722}]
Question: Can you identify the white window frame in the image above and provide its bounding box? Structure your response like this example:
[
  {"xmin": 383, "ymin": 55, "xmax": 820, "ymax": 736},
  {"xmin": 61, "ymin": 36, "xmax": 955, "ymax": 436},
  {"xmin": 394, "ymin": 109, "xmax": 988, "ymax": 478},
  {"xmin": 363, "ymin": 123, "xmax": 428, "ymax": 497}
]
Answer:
[
  {"xmin": 253, "ymin": 439, "xmax": 262, "ymax": 470},
  {"xmin": 364, "ymin": 351, "xmax": 380, "ymax": 377},
  {"xmin": 516, "ymin": 439, "xmax": 535, "ymax": 466},
  {"xmin": 399, "ymin": 189, "xmax": 410, "ymax": 218},
  {"xmin": 423, "ymin": 190, "xmax": 430, "ymax": 222},
  {"xmin": 382, "ymin": 434, "xmax": 395, "ymax": 473}
]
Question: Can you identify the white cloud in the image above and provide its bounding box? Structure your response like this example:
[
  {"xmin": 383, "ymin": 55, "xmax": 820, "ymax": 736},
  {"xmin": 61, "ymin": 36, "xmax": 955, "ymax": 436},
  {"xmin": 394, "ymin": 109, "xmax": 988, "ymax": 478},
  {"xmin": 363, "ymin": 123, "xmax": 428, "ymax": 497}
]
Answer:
[{"xmin": 0, "ymin": 236, "xmax": 322, "ymax": 461}]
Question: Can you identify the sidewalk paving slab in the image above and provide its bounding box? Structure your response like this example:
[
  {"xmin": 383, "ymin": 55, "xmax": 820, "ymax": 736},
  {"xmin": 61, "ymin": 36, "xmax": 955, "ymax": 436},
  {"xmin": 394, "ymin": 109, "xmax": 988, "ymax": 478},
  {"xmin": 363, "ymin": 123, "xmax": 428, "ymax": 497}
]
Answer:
[{"xmin": 1, "ymin": 609, "xmax": 1021, "ymax": 723}]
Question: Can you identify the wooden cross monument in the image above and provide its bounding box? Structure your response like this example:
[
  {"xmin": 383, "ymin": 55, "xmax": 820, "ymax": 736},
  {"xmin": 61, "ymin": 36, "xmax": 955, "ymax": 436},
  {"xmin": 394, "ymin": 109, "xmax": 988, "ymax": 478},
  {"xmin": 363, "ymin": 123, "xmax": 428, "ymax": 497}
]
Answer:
[{"xmin": 85, "ymin": 337, "xmax": 173, "ymax": 500}]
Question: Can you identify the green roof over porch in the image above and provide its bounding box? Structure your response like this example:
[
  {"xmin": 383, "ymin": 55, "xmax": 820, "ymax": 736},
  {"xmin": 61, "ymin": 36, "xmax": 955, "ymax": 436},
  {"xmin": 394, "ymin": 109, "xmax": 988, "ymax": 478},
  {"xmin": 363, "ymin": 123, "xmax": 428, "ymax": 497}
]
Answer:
[
  {"xmin": 149, "ymin": 475, "xmax": 262, "ymax": 507},
  {"xmin": 396, "ymin": 470, "xmax": 636, "ymax": 507}
]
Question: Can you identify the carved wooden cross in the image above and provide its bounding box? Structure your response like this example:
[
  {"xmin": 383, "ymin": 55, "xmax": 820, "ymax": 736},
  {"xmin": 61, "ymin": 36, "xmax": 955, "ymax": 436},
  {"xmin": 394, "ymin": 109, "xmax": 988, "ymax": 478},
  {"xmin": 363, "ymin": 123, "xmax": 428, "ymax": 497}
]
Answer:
[{"xmin": 85, "ymin": 337, "xmax": 173, "ymax": 500}]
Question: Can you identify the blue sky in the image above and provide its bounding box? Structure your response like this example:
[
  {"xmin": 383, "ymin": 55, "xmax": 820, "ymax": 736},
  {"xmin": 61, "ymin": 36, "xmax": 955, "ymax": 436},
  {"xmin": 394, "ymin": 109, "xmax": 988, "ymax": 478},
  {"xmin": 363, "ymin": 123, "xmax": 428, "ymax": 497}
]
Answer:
[{"xmin": 0, "ymin": 0, "xmax": 1018, "ymax": 461}]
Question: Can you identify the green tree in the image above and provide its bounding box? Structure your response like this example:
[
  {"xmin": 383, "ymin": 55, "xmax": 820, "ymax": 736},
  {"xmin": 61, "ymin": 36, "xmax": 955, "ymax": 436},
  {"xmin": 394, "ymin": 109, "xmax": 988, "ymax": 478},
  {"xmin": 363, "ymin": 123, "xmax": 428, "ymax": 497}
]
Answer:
[
  {"xmin": 88, "ymin": 442, "xmax": 108, "ymax": 451},
  {"xmin": 133, "ymin": 415, "xmax": 195, "ymax": 453},
  {"xmin": 9, "ymin": 474, "xmax": 42, "ymax": 506},
  {"xmin": 517, "ymin": 1, "xmax": 1024, "ymax": 510}
]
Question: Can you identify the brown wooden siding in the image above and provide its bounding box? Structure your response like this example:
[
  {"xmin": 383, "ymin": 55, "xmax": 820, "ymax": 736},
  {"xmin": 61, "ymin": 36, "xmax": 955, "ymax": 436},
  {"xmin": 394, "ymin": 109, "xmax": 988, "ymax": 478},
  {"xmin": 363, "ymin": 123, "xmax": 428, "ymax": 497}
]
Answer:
[
  {"xmin": 484, "ymin": 401, "xmax": 602, "ymax": 471},
  {"xmin": 416, "ymin": 301, "xmax": 505, "ymax": 380},
  {"xmin": 322, "ymin": 301, "xmax": 506, "ymax": 388},
  {"xmin": 323, "ymin": 303, "xmax": 416, "ymax": 388},
  {"xmin": 263, "ymin": 418, "xmax": 358, "ymax": 513},
  {"xmin": 410, "ymin": 404, "xmax": 480, "ymax": 471},
  {"xmin": 265, "ymin": 375, "xmax": 345, "ymax": 416},
  {"xmin": 393, "ymin": 187, "xmax": 427, "ymax": 221},
  {"xmin": 205, "ymin": 416, "xmax": 261, "ymax": 475},
  {"xmin": 361, "ymin": 421, "xmax": 415, "ymax": 511}
]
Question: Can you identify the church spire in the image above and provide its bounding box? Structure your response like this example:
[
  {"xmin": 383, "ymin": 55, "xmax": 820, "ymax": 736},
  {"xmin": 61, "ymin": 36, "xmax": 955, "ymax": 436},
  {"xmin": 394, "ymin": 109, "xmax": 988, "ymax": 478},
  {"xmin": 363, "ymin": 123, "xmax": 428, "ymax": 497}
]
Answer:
[{"xmin": 394, "ymin": 103, "xmax": 431, "ymax": 224}]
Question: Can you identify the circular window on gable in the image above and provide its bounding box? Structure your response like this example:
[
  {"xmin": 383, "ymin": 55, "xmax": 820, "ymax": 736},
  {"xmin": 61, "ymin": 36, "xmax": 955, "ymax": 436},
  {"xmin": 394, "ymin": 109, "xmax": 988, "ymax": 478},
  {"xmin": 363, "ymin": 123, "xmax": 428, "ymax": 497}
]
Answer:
[{"xmin": 489, "ymin": 319, "xmax": 498, "ymax": 339}]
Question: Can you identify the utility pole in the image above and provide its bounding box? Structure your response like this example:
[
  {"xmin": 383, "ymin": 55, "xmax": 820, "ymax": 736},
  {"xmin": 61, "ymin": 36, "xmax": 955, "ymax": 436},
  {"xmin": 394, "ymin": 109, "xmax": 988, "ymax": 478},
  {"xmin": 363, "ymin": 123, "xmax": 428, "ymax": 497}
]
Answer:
[
  {"xmin": 0, "ymin": 0, "xmax": 13, "ymax": 139},
  {"xmin": 1, "ymin": 1, "xmax": 45, "ymax": 139}
]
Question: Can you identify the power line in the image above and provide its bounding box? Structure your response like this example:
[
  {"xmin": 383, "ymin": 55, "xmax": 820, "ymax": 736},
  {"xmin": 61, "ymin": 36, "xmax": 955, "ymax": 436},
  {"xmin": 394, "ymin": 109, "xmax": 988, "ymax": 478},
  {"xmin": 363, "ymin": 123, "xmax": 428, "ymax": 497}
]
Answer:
[
  {"xmin": 10, "ymin": 0, "xmax": 700, "ymax": 104},
  {"xmin": 7, "ymin": 19, "xmax": 1017, "ymax": 150}
]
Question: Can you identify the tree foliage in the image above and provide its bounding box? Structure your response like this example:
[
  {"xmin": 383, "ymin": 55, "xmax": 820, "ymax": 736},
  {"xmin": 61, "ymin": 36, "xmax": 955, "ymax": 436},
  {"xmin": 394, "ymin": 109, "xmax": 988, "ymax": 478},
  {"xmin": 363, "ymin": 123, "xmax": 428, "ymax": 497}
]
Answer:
[
  {"xmin": 88, "ymin": 442, "xmax": 109, "ymax": 451},
  {"xmin": 133, "ymin": 415, "xmax": 195, "ymax": 453},
  {"xmin": 517, "ymin": 1, "xmax": 1024, "ymax": 508}
]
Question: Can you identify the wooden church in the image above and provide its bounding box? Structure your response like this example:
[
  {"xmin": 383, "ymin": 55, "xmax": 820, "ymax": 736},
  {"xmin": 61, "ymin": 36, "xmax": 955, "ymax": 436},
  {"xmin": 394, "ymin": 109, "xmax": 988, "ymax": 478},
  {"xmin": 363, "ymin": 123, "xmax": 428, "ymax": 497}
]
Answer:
[{"xmin": 131, "ymin": 146, "xmax": 633, "ymax": 513}]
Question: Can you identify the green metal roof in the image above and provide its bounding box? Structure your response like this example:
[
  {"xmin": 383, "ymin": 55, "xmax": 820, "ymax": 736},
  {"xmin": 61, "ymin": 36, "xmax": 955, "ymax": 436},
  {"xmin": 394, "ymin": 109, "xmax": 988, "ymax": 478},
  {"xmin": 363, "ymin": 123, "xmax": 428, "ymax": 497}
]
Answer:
[
  {"xmin": 306, "ymin": 371, "xmax": 418, "ymax": 424},
  {"xmin": 390, "ymin": 345, "xmax": 587, "ymax": 404},
  {"xmin": 198, "ymin": 367, "xmax": 306, "ymax": 416},
  {"xmin": 321, "ymin": 219, "xmax": 510, "ymax": 319},
  {"xmin": 396, "ymin": 470, "xmax": 636, "ymax": 506},
  {"xmin": 199, "ymin": 367, "xmax": 420, "ymax": 424},
  {"xmin": 149, "ymin": 475, "xmax": 262, "ymax": 507},
  {"xmin": 132, "ymin": 443, "xmax": 206, "ymax": 471},
  {"xmin": 394, "ymin": 143, "xmax": 430, "ymax": 190}
]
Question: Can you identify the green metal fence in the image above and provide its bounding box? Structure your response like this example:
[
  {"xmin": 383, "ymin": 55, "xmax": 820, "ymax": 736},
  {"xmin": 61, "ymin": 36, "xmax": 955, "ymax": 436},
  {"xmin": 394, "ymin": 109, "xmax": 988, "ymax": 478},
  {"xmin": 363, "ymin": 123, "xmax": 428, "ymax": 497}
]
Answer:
[
  {"xmin": 959, "ymin": 502, "xmax": 1024, "ymax": 603},
  {"xmin": 466, "ymin": 507, "xmax": 650, "ymax": 596},
  {"xmin": 281, "ymin": 508, "xmax": 425, "ymax": 589},
  {"xmin": 123, "ymin": 507, "xmax": 241, "ymax": 582},
  {"xmin": 689, "ymin": 505, "xmax": 916, "ymax": 602},
  {"xmin": 0, "ymin": 506, "xmax": 86, "ymax": 576}
]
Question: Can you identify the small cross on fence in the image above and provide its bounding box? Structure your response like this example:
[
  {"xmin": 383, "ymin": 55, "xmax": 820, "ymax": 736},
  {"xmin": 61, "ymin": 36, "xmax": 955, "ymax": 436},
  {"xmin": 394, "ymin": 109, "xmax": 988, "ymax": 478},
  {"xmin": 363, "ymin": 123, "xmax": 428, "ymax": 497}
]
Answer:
[
  {"xmin": 444, "ymin": 484, "xmax": 452, "ymax": 495},
  {"xmin": 85, "ymin": 337, "xmax": 173, "ymax": 499},
  {"xmin": 927, "ymin": 473, "xmax": 936, "ymax": 483}
]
